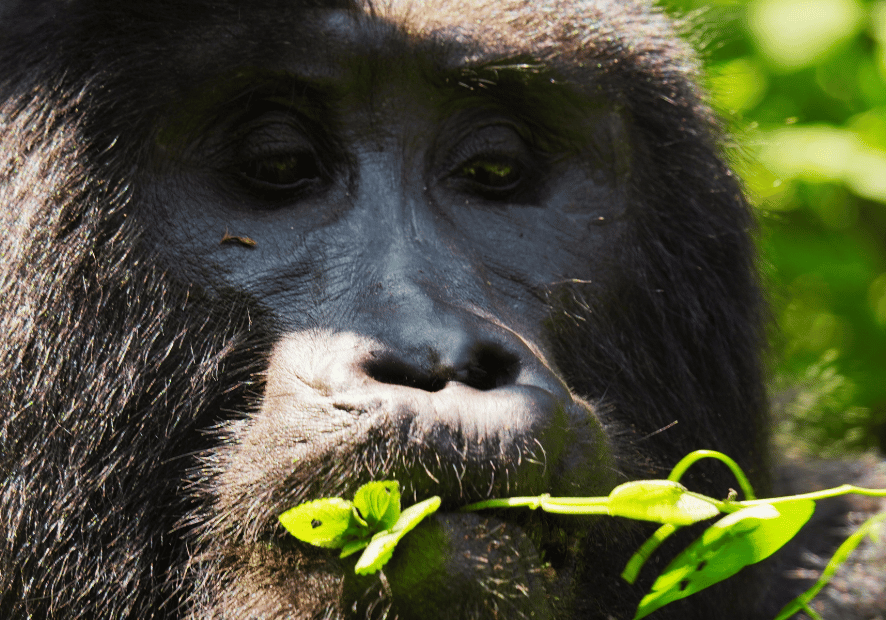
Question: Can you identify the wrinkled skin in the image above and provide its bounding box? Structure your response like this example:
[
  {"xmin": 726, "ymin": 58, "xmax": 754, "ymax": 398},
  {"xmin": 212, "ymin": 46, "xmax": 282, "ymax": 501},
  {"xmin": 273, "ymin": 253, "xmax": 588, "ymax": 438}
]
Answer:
[{"xmin": 0, "ymin": 1, "xmax": 776, "ymax": 619}]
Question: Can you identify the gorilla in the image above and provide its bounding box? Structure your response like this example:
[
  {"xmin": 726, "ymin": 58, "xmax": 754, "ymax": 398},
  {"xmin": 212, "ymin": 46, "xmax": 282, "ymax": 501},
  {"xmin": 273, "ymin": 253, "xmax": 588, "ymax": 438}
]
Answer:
[{"xmin": 3, "ymin": 0, "xmax": 871, "ymax": 619}]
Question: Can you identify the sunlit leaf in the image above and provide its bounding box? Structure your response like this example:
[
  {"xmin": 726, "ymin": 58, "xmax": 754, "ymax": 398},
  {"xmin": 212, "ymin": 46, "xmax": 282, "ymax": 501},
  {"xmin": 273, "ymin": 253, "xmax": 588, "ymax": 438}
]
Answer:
[
  {"xmin": 353, "ymin": 480, "xmax": 401, "ymax": 530},
  {"xmin": 748, "ymin": 0, "xmax": 863, "ymax": 70},
  {"xmin": 339, "ymin": 538, "xmax": 371, "ymax": 558},
  {"xmin": 710, "ymin": 57, "xmax": 768, "ymax": 113},
  {"xmin": 634, "ymin": 500, "xmax": 815, "ymax": 619},
  {"xmin": 774, "ymin": 511, "xmax": 886, "ymax": 620},
  {"xmin": 608, "ymin": 480, "xmax": 720, "ymax": 526},
  {"xmin": 354, "ymin": 496, "xmax": 442, "ymax": 575},
  {"xmin": 760, "ymin": 126, "xmax": 886, "ymax": 204},
  {"xmin": 279, "ymin": 498, "xmax": 356, "ymax": 548}
]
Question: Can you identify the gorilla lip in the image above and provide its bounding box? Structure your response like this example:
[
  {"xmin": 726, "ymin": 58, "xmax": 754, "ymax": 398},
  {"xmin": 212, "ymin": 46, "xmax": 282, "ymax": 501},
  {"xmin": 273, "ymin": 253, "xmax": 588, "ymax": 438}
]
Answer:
[{"xmin": 264, "ymin": 384, "xmax": 617, "ymax": 504}]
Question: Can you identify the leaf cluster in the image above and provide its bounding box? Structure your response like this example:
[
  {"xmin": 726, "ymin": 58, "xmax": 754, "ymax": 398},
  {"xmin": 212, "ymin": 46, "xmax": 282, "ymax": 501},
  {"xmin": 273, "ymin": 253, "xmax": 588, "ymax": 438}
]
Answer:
[{"xmin": 278, "ymin": 481, "xmax": 440, "ymax": 575}]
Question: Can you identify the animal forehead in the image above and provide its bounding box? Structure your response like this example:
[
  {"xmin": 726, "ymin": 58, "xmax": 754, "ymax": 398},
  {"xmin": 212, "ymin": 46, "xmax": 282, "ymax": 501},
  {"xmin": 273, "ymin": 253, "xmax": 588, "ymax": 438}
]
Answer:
[
  {"xmin": 172, "ymin": 5, "xmax": 533, "ymax": 83},
  {"xmin": 94, "ymin": 0, "xmax": 695, "ymax": 123},
  {"xmin": 154, "ymin": 4, "xmax": 612, "ymax": 133}
]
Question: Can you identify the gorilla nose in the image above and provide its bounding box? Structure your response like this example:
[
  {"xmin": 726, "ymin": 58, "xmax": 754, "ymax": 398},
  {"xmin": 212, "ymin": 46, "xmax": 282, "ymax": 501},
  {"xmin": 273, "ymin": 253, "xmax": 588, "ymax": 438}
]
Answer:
[
  {"xmin": 356, "ymin": 321, "xmax": 582, "ymax": 443},
  {"xmin": 362, "ymin": 339, "xmax": 521, "ymax": 393},
  {"xmin": 261, "ymin": 326, "xmax": 607, "ymax": 501},
  {"xmin": 346, "ymin": 325, "xmax": 588, "ymax": 495}
]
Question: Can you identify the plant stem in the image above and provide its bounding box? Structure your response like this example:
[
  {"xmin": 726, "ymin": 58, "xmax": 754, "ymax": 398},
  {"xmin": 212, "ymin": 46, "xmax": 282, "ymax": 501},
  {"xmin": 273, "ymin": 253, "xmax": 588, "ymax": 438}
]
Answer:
[
  {"xmin": 667, "ymin": 450, "xmax": 756, "ymax": 500},
  {"xmin": 744, "ymin": 485, "xmax": 886, "ymax": 507}
]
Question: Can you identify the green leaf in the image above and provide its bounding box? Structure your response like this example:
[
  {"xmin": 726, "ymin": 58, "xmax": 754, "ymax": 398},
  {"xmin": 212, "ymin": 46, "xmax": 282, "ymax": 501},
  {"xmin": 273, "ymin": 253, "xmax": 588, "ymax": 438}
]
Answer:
[
  {"xmin": 339, "ymin": 538, "xmax": 371, "ymax": 558},
  {"xmin": 353, "ymin": 480, "xmax": 401, "ymax": 530},
  {"xmin": 279, "ymin": 497, "xmax": 356, "ymax": 548},
  {"xmin": 608, "ymin": 480, "xmax": 721, "ymax": 526},
  {"xmin": 634, "ymin": 500, "xmax": 816, "ymax": 619},
  {"xmin": 354, "ymin": 495, "xmax": 442, "ymax": 575}
]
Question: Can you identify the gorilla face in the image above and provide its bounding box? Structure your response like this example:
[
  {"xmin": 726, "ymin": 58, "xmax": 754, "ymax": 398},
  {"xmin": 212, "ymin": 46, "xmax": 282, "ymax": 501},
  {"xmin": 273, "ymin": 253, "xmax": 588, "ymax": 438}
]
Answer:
[
  {"xmin": 0, "ymin": 1, "xmax": 769, "ymax": 619},
  {"xmin": 144, "ymin": 9, "xmax": 625, "ymax": 616}
]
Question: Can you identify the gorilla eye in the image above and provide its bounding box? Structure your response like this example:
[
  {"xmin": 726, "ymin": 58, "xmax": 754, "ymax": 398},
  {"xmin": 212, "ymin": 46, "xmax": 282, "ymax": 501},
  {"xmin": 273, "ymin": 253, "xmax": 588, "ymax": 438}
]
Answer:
[
  {"xmin": 460, "ymin": 158, "xmax": 522, "ymax": 192},
  {"xmin": 237, "ymin": 153, "xmax": 322, "ymax": 191},
  {"xmin": 444, "ymin": 123, "xmax": 539, "ymax": 202},
  {"xmin": 230, "ymin": 112, "xmax": 331, "ymax": 200}
]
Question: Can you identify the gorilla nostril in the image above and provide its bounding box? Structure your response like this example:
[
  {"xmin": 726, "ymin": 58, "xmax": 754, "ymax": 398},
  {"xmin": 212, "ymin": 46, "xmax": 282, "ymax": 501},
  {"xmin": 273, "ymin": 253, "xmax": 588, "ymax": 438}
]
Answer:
[
  {"xmin": 365, "ymin": 344, "xmax": 520, "ymax": 392},
  {"xmin": 453, "ymin": 344, "xmax": 520, "ymax": 391},
  {"xmin": 364, "ymin": 357, "xmax": 449, "ymax": 392}
]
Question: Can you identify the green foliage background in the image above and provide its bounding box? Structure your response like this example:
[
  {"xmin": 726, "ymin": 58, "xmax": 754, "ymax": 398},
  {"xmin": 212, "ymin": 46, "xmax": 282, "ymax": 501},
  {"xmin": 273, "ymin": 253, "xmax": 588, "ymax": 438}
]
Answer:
[{"xmin": 662, "ymin": 0, "xmax": 886, "ymax": 456}]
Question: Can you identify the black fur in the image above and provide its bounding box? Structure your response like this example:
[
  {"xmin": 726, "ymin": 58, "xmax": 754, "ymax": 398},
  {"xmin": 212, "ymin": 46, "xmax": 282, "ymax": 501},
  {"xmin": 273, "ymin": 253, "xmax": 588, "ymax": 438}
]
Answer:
[{"xmin": 3, "ymin": 1, "xmax": 866, "ymax": 619}]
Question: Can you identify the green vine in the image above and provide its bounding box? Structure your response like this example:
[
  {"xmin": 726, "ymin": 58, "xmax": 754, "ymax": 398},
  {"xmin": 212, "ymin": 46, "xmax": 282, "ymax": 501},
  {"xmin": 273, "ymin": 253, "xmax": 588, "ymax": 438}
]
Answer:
[{"xmin": 278, "ymin": 450, "xmax": 886, "ymax": 619}]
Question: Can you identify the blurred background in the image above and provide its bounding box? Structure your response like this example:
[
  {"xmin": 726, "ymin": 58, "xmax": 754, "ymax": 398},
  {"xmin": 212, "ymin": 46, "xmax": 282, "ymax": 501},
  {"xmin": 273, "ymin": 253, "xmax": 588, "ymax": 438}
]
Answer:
[{"xmin": 661, "ymin": 0, "xmax": 886, "ymax": 457}]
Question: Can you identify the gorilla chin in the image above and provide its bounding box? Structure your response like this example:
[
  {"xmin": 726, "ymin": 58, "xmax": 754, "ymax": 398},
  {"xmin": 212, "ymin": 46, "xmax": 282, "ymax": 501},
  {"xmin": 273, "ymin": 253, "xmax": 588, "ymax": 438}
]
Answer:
[{"xmin": 1, "ymin": 0, "xmax": 793, "ymax": 619}]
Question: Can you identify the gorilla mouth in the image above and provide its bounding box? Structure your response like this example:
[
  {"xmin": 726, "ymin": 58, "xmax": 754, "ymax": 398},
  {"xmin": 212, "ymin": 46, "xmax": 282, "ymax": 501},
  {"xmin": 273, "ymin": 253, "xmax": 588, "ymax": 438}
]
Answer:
[
  {"xmin": 231, "ymin": 434, "xmax": 594, "ymax": 618},
  {"xmin": 263, "ymin": 507, "xmax": 582, "ymax": 619}
]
